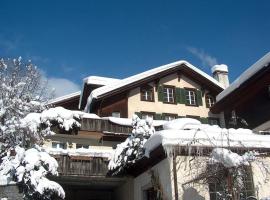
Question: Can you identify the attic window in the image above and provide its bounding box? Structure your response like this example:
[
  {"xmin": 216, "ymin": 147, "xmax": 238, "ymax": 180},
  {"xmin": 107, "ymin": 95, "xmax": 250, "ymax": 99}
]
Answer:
[
  {"xmin": 141, "ymin": 86, "xmax": 154, "ymax": 102},
  {"xmin": 206, "ymin": 94, "xmax": 215, "ymax": 108},
  {"xmin": 185, "ymin": 89, "xmax": 197, "ymax": 106}
]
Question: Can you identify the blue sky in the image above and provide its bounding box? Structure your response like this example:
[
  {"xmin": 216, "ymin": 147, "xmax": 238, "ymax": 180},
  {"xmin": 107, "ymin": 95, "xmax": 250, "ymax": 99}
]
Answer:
[{"xmin": 0, "ymin": 0, "xmax": 269, "ymax": 97}]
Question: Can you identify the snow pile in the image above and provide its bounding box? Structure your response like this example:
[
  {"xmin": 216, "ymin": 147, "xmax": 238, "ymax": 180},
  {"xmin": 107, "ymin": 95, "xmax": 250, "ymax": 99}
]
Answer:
[
  {"xmin": 144, "ymin": 118, "xmax": 270, "ymax": 154},
  {"xmin": 47, "ymin": 147, "xmax": 113, "ymax": 158},
  {"xmin": 0, "ymin": 146, "xmax": 64, "ymax": 199},
  {"xmin": 108, "ymin": 114, "xmax": 155, "ymax": 175},
  {"xmin": 261, "ymin": 197, "xmax": 270, "ymax": 200},
  {"xmin": 106, "ymin": 116, "xmax": 167, "ymax": 127},
  {"xmin": 209, "ymin": 148, "xmax": 257, "ymax": 168},
  {"xmin": 163, "ymin": 118, "xmax": 201, "ymax": 130}
]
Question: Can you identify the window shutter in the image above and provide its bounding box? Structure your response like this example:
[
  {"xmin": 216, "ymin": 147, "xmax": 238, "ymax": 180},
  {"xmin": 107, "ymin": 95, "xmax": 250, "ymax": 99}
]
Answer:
[
  {"xmin": 200, "ymin": 117, "xmax": 208, "ymax": 124},
  {"xmin": 158, "ymin": 85, "xmax": 163, "ymax": 102},
  {"xmin": 134, "ymin": 112, "xmax": 142, "ymax": 118},
  {"xmin": 154, "ymin": 113, "xmax": 162, "ymax": 120},
  {"xmin": 179, "ymin": 88, "xmax": 186, "ymax": 104},
  {"xmin": 196, "ymin": 90, "xmax": 203, "ymax": 106},
  {"xmin": 176, "ymin": 88, "xmax": 181, "ymax": 104}
]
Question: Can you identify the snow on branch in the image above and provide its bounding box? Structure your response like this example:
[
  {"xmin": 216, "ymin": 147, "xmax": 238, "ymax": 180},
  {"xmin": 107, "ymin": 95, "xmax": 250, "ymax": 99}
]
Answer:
[
  {"xmin": 0, "ymin": 146, "xmax": 64, "ymax": 199},
  {"xmin": 108, "ymin": 114, "xmax": 155, "ymax": 175}
]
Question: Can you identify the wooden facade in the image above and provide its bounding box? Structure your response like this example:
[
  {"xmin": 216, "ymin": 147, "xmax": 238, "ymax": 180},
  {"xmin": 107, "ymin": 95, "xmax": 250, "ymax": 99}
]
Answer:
[
  {"xmin": 54, "ymin": 155, "xmax": 109, "ymax": 177},
  {"xmin": 212, "ymin": 64, "xmax": 270, "ymax": 129}
]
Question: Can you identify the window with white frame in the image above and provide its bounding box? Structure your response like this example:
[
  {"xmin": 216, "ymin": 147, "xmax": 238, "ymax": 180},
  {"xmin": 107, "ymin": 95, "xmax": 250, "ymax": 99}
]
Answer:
[
  {"xmin": 206, "ymin": 94, "xmax": 215, "ymax": 108},
  {"xmin": 163, "ymin": 86, "xmax": 175, "ymax": 103},
  {"xmin": 52, "ymin": 142, "xmax": 67, "ymax": 149},
  {"xmin": 164, "ymin": 114, "xmax": 177, "ymax": 121},
  {"xmin": 141, "ymin": 87, "xmax": 154, "ymax": 102},
  {"xmin": 185, "ymin": 89, "xmax": 196, "ymax": 106},
  {"xmin": 141, "ymin": 112, "xmax": 154, "ymax": 120},
  {"xmin": 112, "ymin": 111, "xmax": 121, "ymax": 118}
]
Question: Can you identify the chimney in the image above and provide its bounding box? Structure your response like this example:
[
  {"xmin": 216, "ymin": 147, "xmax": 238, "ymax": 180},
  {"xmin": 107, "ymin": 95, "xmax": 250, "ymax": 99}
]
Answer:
[{"xmin": 211, "ymin": 64, "xmax": 229, "ymax": 88}]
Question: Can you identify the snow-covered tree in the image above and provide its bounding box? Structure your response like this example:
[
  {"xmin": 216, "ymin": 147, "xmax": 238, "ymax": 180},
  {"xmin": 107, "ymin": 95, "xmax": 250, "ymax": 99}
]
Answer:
[
  {"xmin": 0, "ymin": 57, "xmax": 81, "ymax": 200},
  {"xmin": 108, "ymin": 114, "xmax": 155, "ymax": 175}
]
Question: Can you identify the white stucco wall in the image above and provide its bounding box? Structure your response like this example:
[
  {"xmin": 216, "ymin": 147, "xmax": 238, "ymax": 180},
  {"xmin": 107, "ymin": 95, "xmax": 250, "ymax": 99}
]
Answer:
[
  {"xmin": 173, "ymin": 156, "xmax": 210, "ymax": 200},
  {"xmin": 127, "ymin": 73, "xmax": 224, "ymax": 127},
  {"xmin": 134, "ymin": 158, "xmax": 173, "ymax": 200},
  {"xmin": 251, "ymin": 157, "xmax": 270, "ymax": 199}
]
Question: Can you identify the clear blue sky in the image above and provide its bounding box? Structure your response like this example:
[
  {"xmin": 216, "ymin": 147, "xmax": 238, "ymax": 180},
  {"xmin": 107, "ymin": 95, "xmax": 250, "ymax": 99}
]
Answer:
[{"xmin": 0, "ymin": 0, "xmax": 269, "ymax": 96}]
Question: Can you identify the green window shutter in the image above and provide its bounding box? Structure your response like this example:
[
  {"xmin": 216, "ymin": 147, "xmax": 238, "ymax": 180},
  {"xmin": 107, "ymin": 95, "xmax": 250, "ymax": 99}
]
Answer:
[
  {"xmin": 200, "ymin": 117, "xmax": 208, "ymax": 124},
  {"xmin": 176, "ymin": 88, "xmax": 181, "ymax": 104},
  {"xmin": 179, "ymin": 88, "xmax": 186, "ymax": 104},
  {"xmin": 134, "ymin": 112, "xmax": 142, "ymax": 118},
  {"xmin": 154, "ymin": 113, "xmax": 162, "ymax": 120},
  {"xmin": 158, "ymin": 85, "xmax": 164, "ymax": 102},
  {"xmin": 196, "ymin": 90, "xmax": 203, "ymax": 106}
]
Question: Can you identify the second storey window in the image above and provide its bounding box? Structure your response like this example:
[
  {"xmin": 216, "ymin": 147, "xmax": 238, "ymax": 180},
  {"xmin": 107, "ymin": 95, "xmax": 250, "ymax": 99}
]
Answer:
[
  {"xmin": 163, "ymin": 86, "xmax": 175, "ymax": 103},
  {"xmin": 185, "ymin": 89, "xmax": 197, "ymax": 106},
  {"xmin": 206, "ymin": 94, "xmax": 215, "ymax": 108},
  {"xmin": 141, "ymin": 86, "xmax": 154, "ymax": 102}
]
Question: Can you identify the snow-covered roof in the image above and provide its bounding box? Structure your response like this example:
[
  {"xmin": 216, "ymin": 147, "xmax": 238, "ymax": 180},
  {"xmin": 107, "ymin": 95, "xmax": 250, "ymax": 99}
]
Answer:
[
  {"xmin": 48, "ymin": 91, "xmax": 81, "ymax": 104},
  {"xmin": 144, "ymin": 118, "xmax": 270, "ymax": 155},
  {"xmin": 83, "ymin": 76, "xmax": 120, "ymax": 85},
  {"xmin": 103, "ymin": 116, "xmax": 167, "ymax": 127},
  {"xmin": 216, "ymin": 52, "xmax": 270, "ymax": 102},
  {"xmin": 85, "ymin": 60, "xmax": 224, "ymax": 112}
]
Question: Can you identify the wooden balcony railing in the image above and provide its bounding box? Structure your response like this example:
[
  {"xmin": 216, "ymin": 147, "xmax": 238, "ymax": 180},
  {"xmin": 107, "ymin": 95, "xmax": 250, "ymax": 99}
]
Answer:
[
  {"xmin": 81, "ymin": 118, "xmax": 133, "ymax": 134},
  {"xmin": 54, "ymin": 155, "xmax": 109, "ymax": 177}
]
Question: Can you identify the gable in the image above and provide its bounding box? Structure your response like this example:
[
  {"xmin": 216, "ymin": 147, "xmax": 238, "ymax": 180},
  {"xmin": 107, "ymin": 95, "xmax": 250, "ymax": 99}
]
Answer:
[{"xmin": 85, "ymin": 61, "xmax": 224, "ymax": 112}]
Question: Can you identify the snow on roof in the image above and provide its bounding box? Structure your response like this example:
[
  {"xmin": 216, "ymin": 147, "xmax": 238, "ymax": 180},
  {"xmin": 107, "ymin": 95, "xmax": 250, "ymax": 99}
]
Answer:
[
  {"xmin": 83, "ymin": 76, "xmax": 120, "ymax": 85},
  {"xmin": 211, "ymin": 64, "xmax": 228, "ymax": 73},
  {"xmin": 144, "ymin": 118, "xmax": 270, "ymax": 155},
  {"xmin": 47, "ymin": 147, "xmax": 113, "ymax": 158},
  {"xmin": 48, "ymin": 91, "xmax": 81, "ymax": 104},
  {"xmin": 85, "ymin": 60, "xmax": 224, "ymax": 112},
  {"xmin": 104, "ymin": 117, "xmax": 167, "ymax": 127},
  {"xmin": 216, "ymin": 52, "xmax": 270, "ymax": 102}
]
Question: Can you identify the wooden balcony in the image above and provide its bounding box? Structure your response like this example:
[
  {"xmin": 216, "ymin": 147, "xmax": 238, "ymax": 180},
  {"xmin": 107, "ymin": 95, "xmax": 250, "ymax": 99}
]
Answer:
[
  {"xmin": 81, "ymin": 118, "xmax": 132, "ymax": 134},
  {"xmin": 54, "ymin": 155, "xmax": 109, "ymax": 177}
]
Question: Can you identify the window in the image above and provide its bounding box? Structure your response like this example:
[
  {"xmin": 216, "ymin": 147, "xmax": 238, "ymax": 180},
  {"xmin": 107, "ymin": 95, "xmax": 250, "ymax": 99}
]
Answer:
[
  {"xmin": 141, "ymin": 86, "xmax": 154, "ymax": 102},
  {"xmin": 206, "ymin": 94, "xmax": 215, "ymax": 108},
  {"xmin": 209, "ymin": 166, "xmax": 255, "ymax": 200},
  {"xmin": 76, "ymin": 144, "xmax": 89, "ymax": 149},
  {"xmin": 163, "ymin": 114, "xmax": 177, "ymax": 121},
  {"xmin": 208, "ymin": 118, "xmax": 220, "ymax": 126},
  {"xmin": 52, "ymin": 142, "xmax": 67, "ymax": 149},
  {"xmin": 186, "ymin": 115, "xmax": 200, "ymax": 121},
  {"xmin": 163, "ymin": 86, "xmax": 175, "ymax": 103},
  {"xmin": 143, "ymin": 187, "xmax": 157, "ymax": 200},
  {"xmin": 141, "ymin": 112, "xmax": 154, "ymax": 120},
  {"xmin": 112, "ymin": 111, "xmax": 120, "ymax": 118},
  {"xmin": 185, "ymin": 89, "xmax": 197, "ymax": 106}
]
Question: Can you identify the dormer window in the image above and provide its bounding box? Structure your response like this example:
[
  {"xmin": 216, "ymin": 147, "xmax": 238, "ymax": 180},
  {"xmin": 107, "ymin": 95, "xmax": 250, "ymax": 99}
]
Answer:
[
  {"xmin": 206, "ymin": 94, "xmax": 215, "ymax": 108},
  {"xmin": 141, "ymin": 86, "xmax": 154, "ymax": 102}
]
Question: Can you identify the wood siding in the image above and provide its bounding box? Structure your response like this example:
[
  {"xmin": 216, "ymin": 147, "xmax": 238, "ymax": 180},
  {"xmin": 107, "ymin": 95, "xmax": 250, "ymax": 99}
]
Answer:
[{"xmin": 54, "ymin": 155, "xmax": 109, "ymax": 177}]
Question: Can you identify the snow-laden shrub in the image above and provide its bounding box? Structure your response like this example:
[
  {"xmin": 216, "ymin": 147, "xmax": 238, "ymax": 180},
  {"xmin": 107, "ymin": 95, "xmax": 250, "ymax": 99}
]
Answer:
[
  {"xmin": 108, "ymin": 114, "xmax": 155, "ymax": 175},
  {"xmin": 0, "ymin": 146, "xmax": 64, "ymax": 200}
]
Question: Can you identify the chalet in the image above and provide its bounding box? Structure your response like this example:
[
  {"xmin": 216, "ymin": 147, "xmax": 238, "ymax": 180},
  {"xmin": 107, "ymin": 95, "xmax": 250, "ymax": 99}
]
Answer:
[
  {"xmin": 211, "ymin": 52, "xmax": 270, "ymax": 132},
  {"xmin": 45, "ymin": 59, "xmax": 231, "ymax": 200}
]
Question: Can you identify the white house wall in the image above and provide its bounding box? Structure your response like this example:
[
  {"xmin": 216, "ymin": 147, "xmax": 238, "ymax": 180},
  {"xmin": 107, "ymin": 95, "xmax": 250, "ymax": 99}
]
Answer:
[
  {"xmin": 133, "ymin": 158, "xmax": 173, "ymax": 200},
  {"xmin": 127, "ymin": 73, "xmax": 224, "ymax": 127}
]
